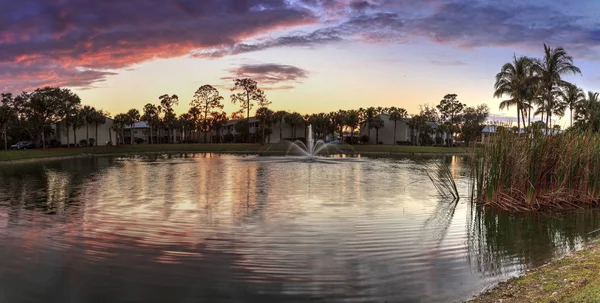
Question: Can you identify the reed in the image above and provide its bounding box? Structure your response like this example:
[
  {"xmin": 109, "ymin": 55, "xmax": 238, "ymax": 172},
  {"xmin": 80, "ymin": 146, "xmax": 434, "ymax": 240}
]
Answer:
[
  {"xmin": 423, "ymin": 160, "xmax": 460, "ymax": 201},
  {"xmin": 474, "ymin": 130, "xmax": 600, "ymax": 211}
]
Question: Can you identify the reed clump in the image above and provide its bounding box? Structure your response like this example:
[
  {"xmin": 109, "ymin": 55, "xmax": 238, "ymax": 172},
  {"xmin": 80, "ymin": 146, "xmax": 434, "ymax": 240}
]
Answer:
[{"xmin": 475, "ymin": 130, "xmax": 600, "ymax": 211}]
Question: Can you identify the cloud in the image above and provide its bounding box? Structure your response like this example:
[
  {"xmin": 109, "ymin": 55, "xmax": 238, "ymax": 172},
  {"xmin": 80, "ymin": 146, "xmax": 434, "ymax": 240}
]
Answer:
[
  {"xmin": 194, "ymin": 0, "xmax": 600, "ymax": 59},
  {"xmin": 430, "ymin": 59, "xmax": 466, "ymax": 66},
  {"xmin": 3, "ymin": 0, "xmax": 600, "ymax": 92},
  {"xmin": 221, "ymin": 63, "xmax": 309, "ymax": 90},
  {"xmin": 0, "ymin": 0, "xmax": 317, "ymax": 92}
]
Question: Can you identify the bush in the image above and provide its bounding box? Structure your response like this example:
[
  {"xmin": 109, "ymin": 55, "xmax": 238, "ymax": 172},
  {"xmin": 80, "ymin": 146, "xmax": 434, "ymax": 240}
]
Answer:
[
  {"xmin": 360, "ymin": 135, "xmax": 370, "ymax": 144},
  {"xmin": 223, "ymin": 133, "xmax": 234, "ymax": 143},
  {"xmin": 79, "ymin": 139, "xmax": 88, "ymax": 147},
  {"xmin": 134, "ymin": 138, "xmax": 145, "ymax": 144},
  {"xmin": 396, "ymin": 141, "xmax": 411, "ymax": 146},
  {"xmin": 88, "ymin": 138, "xmax": 95, "ymax": 146}
]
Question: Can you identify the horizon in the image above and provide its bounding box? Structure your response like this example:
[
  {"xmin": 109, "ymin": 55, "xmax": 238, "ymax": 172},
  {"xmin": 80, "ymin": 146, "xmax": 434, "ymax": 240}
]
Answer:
[{"xmin": 2, "ymin": 1, "xmax": 600, "ymax": 128}]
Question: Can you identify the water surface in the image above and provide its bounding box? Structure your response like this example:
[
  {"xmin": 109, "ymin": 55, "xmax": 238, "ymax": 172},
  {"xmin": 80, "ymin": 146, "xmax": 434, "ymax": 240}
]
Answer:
[{"xmin": 0, "ymin": 154, "xmax": 598, "ymax": 303}]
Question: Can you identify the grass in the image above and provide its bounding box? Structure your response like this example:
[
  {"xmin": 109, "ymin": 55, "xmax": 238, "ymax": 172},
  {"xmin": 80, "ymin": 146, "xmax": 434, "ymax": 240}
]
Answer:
[
  {"xmin": 469, "ymin": 241, "xmax": 600, "ymax": 303},
  {"xmin": 0, "ymin": 143, "xmax": 471, "ymax": 162},
  {"xmin": 474, "ymin": 131, "xmax": 600, "ymax": 211}
]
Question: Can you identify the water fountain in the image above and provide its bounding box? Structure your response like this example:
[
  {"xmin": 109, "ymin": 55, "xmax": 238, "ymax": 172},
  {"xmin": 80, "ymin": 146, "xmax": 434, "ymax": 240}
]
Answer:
[
  {"xmin": 246, "ymin": 125, "xmax": 362, "ymax": 163},
  {"xmin": 286, "ymin": 125, "xmax": 333, "ymax": 160}
]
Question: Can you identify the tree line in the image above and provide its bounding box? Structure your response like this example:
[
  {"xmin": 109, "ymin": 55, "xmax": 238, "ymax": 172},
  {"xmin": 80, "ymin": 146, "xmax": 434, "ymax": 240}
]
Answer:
[{"xmin": 0, "ymin": 78, "xmax": 489, "ymax": 149}]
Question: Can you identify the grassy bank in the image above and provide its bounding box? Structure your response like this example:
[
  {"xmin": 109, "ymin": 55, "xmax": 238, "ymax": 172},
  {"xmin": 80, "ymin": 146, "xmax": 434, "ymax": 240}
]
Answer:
[
  {"xmin": 0, "ymin": 143, "xmax": 470, "ymax": 162},
  {"xmin": 469, "ymin": 241, "xmax": 600, "ymax": 302},
  {"xmin": 475, "ymin": 131, "xmax": 600, "ymax": 211}
]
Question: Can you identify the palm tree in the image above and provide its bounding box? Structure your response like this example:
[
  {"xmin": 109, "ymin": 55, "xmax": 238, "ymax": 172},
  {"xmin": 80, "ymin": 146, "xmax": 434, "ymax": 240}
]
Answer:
[
  {"xmin": 81, "ymin": 105, "xmax": 95, "ymax": 146},
  {"xmin": 558, "ymin": 84, "xmax": 585, "ymax": 128},
  {"xmin": 345, "ymin": 110, "xmax": 360, "ymax": 144},
  {"xmin": 362, "ymin": 107, "xmax": 378, "ymax": 140},
  {"xmin": 59, "ymin": 89, "xmax": 81, "ymax": 147},
  {"xmin": 126, "ymin": 108, "xmax": 140, "ymax": 144},
  {"xmin": 532, "ymin": 44, "xmax": 582, "ymax": 130},
  {"xmin": 371, "ymin": 117, "xmax": 384, "ymax": 144},
  {"xmin": 0, "ymin": 105, "xmax": 13, "ymax": 150},
  {"xmin": 71, "ymin": 109, "xmax": 85, "ymax": 147},
  {"xmin": 159, "ymin": 94, "xmax": 179, "ymax": 143},
  {"xmin": 575, "ymin": 91, "xmax": 600, "ymax": 131},
  {"xmin": 494, "ymin": 54, "xmax": 534, "ymax": 132},
  {"xmin": 284, "ymin": 112, "xmax": 303, "ymax": 139},
  {"xmin": 210, "ymin": 111, "xmax": 228, "ymax": 143},
  {"xmin": 273, "ymin": 110, "xmax": 288, "ymax": 140},
  {"xmin": 256, "ymin": 107, "xmax": 274, "ymax": 144},
  {"xmin": 389, "ymin": 107, "xmax": 408, "ymax": 144},
  {"xmin": 91, "ymin": 110, "xmax": 107, "ymax": 146},
  {"xmin": 142, "ymin": 103, "xmax": 158, "ymax": 144},
  {"xmin": 112, "ymin": 113, "xmax": 129, "ymax": 145}
]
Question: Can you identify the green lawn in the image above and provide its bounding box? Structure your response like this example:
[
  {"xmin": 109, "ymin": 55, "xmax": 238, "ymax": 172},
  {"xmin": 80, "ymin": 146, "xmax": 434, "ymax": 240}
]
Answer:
[
  {"xmin": 469, "ymin": 241, "xmax": 600, "ymax": 303},
  {"xmin": 0, "ymin": 143, "xmax": 472, "ymax": 162}
]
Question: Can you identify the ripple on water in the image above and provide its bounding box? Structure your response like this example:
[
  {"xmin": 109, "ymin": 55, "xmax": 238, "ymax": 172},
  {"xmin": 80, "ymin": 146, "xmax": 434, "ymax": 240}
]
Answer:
[{"xmin": 0, "ymin": 154, "xmax": 599, "ymax": 303}]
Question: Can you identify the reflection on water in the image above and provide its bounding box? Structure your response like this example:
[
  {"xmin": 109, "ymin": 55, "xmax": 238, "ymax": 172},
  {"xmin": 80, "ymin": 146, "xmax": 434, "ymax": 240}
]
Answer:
[{"xmin": 0, "ymin": 154, "xmax": 598, "ymax": 303}]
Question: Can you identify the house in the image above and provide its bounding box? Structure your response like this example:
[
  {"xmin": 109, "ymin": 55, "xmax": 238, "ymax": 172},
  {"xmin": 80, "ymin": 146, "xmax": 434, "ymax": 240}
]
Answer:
[
  {"xmin": 123, "ymin": 122, "xmax": 182, "ymax": 144},
  {"xmin": 212, "ymin": 117, "xmax": 305, "ymax": 143},
  {"xmin": 54, "ymin": 116, "xmax": 117, "ymax": 146},
  {"xmin": 359, "ymin": 114, "xmax": 411, "ymax": 144},
  {"xmin": 359, "ymin": 114, "xmax": 450, "ymax": 145}
]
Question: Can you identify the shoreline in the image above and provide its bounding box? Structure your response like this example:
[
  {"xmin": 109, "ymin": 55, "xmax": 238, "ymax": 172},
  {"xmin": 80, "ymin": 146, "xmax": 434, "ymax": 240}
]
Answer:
[
  {"xmin": 0, "ymin": 144, "xmax": 472, "ymax": 164},
  {"xmin": 466, "ymin": 240, "xmax": 600, "ymax": 302}
]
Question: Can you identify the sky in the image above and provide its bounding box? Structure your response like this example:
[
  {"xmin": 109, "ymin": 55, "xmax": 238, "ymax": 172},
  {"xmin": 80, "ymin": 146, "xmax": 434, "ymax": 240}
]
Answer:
[{"xmin": 2, "ymin": 0, "xmax": 600, "ymax": 125}]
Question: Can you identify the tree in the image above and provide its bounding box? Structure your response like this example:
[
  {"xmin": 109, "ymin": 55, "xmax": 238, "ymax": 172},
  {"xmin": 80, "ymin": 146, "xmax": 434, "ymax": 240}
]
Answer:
[
  {"xmin": 210, "ymin": 111, "xmax": 228, "ymax": 143},
  {"xmin": 408, "ymin": 115, "xmax": 433, "ymax": 146},
  {"xmin": 460, "ymin": 104, "xmax": 490, "ymax": 145},
  {"xmin": 28, "ymin": 87, "xmax": 64, "ymax": 148},
  {"xmin": 58, "ymin": 89, "xmax": 81, "ymax": 147},
  {"xmin": 361, "ymin": 107, "xmax": 378, "ymax": 140},
  {"xmin": 159, "ymin": 94, "xmax": 179, "ymax": 143},
  {"xmin": 256, "ymin": 107, "xmax": 274, "ymax": 144},
  {"xmin": 575, "ymin": 91, "xmax": 600, "ymax": 131},
  {"xmin": 558, "ymin": 84, "xmax": 585, "ymax": 128},
  {"xmin": 230, "ymin": 79, "xmax": 270, "ymax": 141},
  {"xmin": 273, "ymin": 110, "xmax": 288, "ymax": 140},
  {"xmin": 71, "ymin": 108, "xmax": 85, "ymax": 147},
  {"xmin": 436, "ymin": 94, "xmax": 465, "ymax": 146},
  {"xmin": 532, "ymin": 44, "xmax": 582, "ymax": 130},
  {"xmin": 284, "ymin": 112, "xmax": 303, "ymax": 140},
  {"xmin": 371, "ymin": 116, "xmax": 384, "ymax": 144},
  {"xmin": 126, "ymin": 108, "xmax": 140, "ymax": 144},
  {"xmin": 332, "ymin": 110, "xmax": 347, "ymax": 142},
  {"xmin": 178, "ymin": 113, "xmax": 195, "ymax": 142},
  {"xmin": 345, "ymin": 110, "xmax": 360, "ymax": 144},
  {"xmin": 81, "ymin": 105, "xmax": 96, "ymax": 146},
  {"xmin": 112, "ymin": 113, "xmax": 129, "ymax": 145},
  {"xmin": 91, "ymin": 110, "xmax": 107, "ymax": 146},
  {"xmin": 191, "ymin": 85, "xmax": 224, "ymax": 143},
  {"xmin": 0, "ymin": 105, "xmax": 13, "ymax": 150},
  {"xmin": 494, "ymin": 55, "xmax": 534, "ymax": 132},
  {"xmin": 142, "ymin": 103, "xmax": 159, "ymax": 144},
  {"xmin": 388, "ymin": 107, "xmax": 408, "ymax": 144}
]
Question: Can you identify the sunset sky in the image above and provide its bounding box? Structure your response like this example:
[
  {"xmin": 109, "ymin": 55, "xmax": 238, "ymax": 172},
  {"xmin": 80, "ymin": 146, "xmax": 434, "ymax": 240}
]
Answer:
[{"xmin": 2, "ymin": 0, "xmax": 600, "ymax": 124}]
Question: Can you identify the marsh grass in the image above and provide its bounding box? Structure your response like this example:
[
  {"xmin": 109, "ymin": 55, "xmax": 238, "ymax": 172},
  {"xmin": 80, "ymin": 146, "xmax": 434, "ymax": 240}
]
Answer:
[
  {"xmin": 422, "ymin": 160, "xmax": 460, "ymax": 201},
  {"xmin": 474, "ymin": 131, "xmax": 600, "ymax": 211}
]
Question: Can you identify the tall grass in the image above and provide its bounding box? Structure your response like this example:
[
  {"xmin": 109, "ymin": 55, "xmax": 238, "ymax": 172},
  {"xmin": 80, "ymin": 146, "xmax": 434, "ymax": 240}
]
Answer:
[{"xmin": 474, "ymin": 131, "xmax": 600, "ymax": 211}]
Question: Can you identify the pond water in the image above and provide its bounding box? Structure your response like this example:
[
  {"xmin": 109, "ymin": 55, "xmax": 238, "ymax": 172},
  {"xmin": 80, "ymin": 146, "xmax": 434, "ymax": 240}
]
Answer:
[{"xmin": 0, "ymin": 154, "xmax": 599, "ymax": 303}]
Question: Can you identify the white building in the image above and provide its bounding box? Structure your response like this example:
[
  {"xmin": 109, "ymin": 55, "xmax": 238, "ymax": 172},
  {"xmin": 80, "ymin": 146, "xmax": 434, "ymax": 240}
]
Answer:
[{"xmin": 54, "ymin": 116, "xmax": 117, "ymax": 146}]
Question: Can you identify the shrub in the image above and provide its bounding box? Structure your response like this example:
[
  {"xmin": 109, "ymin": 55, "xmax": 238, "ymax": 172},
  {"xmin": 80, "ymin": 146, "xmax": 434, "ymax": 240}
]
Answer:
[
  {"xmin": 223, "ymin": 133, "xmax": 234, "ymax": 143},
  {"xmin": 134, "ymin": 138, "xmax": 145, "ymax": 144},
  {"xmin": 79, "ymin": 139, "xmax": 88, "ymax": 147},
  {"xmin": 88, "ymin": 138, "xmax": 95, "ymax": 146},
  {"xmin": 360, "ymin": 135, "xmax": 370, "ymax": 144}
]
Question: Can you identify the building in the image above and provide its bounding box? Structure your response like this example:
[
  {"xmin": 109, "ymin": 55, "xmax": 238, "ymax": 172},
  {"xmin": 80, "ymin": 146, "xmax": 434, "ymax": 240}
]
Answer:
[
  {"xmin": 359, "ymin": 114, "xmax": 450, "ymax": 145},
  {"xmin": 123, "ymin": 122, "xmax": 182, "ymax": 144},
  {"xmin": 54, "ymin": 116, "xmax": 117, "ymax": 146},
  {"xmin": 212, "ymin": 117, "xmax": 305, "ymax": 143}
]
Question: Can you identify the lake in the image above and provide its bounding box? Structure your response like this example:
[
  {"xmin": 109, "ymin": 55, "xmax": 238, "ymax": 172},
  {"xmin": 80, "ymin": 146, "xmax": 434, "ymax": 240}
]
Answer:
[{"xmin": 0, "ymin": 153, "xmax": 598, "ymax": 303}]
